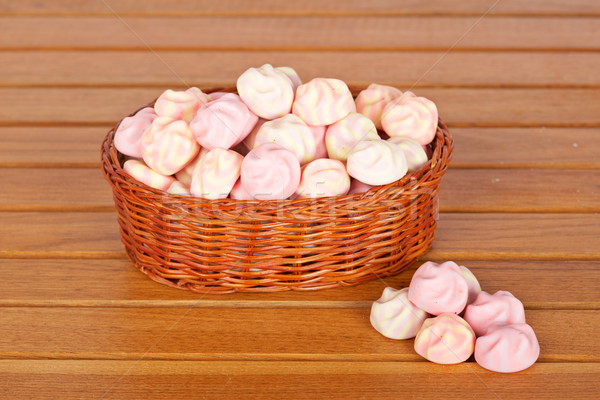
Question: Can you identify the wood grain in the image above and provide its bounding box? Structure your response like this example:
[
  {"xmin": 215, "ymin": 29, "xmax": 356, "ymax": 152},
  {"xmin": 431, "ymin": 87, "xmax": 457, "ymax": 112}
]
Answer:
[
  {"xmin": 1, "ymin": 88, "xmax": 599, "ymax": 126},
  {"xmin": 2, "ymin": 17, "xmax": 599, "ymax": 50},
  {"xmin": 2, "ymin": 51, "xmax": 600, "ymax": 87},
  {"xmin": 0, "ymin": 361, "xmax": 597, "ymax": 400},
  {"xmin": 1, "ymin": 212, "xmax": 599, "ymax": 260},
  {"xmin": 0, "ymin": 307, "xmax": 595, "ymax": 361},
  {"xmin": 1, "ymin": 168, "xmax": 598, "ymax": 213},
  {"xmin": 1, "ymin": 259, "xmax": 598, "ymax": 309},
  {"xmin": 2, "ymin": 127, "xmax": 598, "ymax": 168},
  {"xmin": 3, "ymin": 0, "xmax": 600, "ymax": 16}
]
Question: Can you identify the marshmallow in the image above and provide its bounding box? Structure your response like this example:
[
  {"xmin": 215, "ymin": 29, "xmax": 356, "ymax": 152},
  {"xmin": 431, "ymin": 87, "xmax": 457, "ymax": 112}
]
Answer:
[
  {"xmin": 114, "ymin": 107, "xmax": 157, "ymax": 158},
  {"xmin": 190, "ymin": 148, "xmax": 244, "ymax": 199},
  {"xmin": 254, "ymin": 114, "xmax": 317, "ymax": 164},
  {"xmin": 174, "ymin": 148, "xmax": 210, "ymax": 186},
  {"xmin": 464, "ymin": 291, "xmax": 526, "ymax": 337},
  {"xmin": 414, "ymin": 313, "xmax": 476, "ymax": 364},
  {"xmin": 190, "ymin": 93, "xmax": 258, "ymax": 150},
  {"xmin": 207, "ymin": 91, "xmax": 229, "ymax": 101},
  {"xmin": 167, "ymin": 181, "xmax": 191, "ymax": 196},
  {"xmin": 276, "ymin": 66, "xmax": 302, "ymax": 90},
  {"xmin": 475, "ymin": 323, "xmax": 540, "ymax": 373},
  {"xmin": 242, "ymin": 118, "xmax": 266, "ymax": 151},
  {"xmin": 141, "ymin": 116, "xmax": 200, "ymax": 176},
  {"xmin": 381, "ymin": 93, "xmax": 438, "ymax": 145},
  {"xmin": 346, "ymin": 139, "xmax": 408, "ymax": 186},
  {"xmin": 348, "ymin": 179, "xmax": 374, "ymax": 195},
  {"xmin": 387, "ymin": 137, "xmax": 429, "ymax": 171},
  {"xmin": 123, "ymin": 159, "xmax": 175, "ymax": 191},
  {"xmin": 355, "ymin": 83, "xmax": 403, "ymax": 130},
  {"xmin": 408, "ymin": 261, "xmax": 469, "ymax": 315},
  {"xmin": 229, "ymin": 178, "xmax": 254, "ymax": 200},
  {"xmin": 295, "ymin": 158, "xmax": 350, "ymax": 198},
  {"xmin": 310, "ymin": 125, "xmax": 328, "ymax": 160},
  {"xmin": 459, "ymin": 265, "xmax": 482, "ymax": 306},
  {"xmin": 292, "ymin": 78, "xmax": 356, "ymax": 126},
  {"xmin": 236, "ymin": 64, "xmax": 294, "ymax": 119},
  {"xmin": 154, "ymin": 88, "xmax": 209, "ymax": 122},
  {"xmin": 241, "ymin": 143, "xmax": 301, "ymax": 200},
  {"xmin": 325, "ymin": 112, "xmax": 379, "ymax": 161},
  {"xmin": 370, "ymin": 287, "xmax": 429, "ymax": 340}
]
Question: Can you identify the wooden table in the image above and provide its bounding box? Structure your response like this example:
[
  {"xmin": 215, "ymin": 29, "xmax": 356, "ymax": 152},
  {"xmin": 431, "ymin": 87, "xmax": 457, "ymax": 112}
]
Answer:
[{"xmin": 1, "ymin": 1, "xmax": 599, "ymax": 398}]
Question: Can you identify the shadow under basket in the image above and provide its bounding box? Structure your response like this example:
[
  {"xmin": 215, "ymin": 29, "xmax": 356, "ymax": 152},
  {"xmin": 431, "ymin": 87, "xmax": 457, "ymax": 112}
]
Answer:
[{"xmin": 101, "ymin": 88, "xmax": 454, "ymax": 294}]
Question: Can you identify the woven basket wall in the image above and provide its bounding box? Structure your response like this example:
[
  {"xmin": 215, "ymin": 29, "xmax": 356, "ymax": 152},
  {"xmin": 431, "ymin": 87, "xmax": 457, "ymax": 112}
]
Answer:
[{"xmin": 101, "ymin": 87, "xmax": 454, "ymax": 293}]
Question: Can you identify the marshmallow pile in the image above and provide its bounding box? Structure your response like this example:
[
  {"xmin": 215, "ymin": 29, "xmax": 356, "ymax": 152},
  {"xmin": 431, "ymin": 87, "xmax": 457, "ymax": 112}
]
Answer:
[
  {"xmin": 114, "ymin": 64, "xmax": 438, "ymax": 200},
  {"xmin": 370, "ymin": 261, "xmax": 540, "ymax": 373}
]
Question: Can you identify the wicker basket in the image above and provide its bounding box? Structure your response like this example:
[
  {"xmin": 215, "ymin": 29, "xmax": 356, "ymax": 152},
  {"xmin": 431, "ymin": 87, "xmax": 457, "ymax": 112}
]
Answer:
[{"xmin": 101, "ymin": 87, "xmax": 454, "ymax": 294}]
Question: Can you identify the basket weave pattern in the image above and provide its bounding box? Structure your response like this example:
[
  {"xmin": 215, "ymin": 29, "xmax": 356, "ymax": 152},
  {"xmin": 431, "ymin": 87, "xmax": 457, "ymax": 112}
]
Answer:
[{"xmin": 101, "ymin": 88, "xmax": 454, "ymax": 293}]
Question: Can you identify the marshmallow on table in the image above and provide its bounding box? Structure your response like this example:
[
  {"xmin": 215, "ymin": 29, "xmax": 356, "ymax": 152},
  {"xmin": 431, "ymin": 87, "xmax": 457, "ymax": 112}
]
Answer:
[
  {"xmin": 190, "ymin": 93, "xmax": 258, "ymax": 150},
  {"xmin": 348, "ymin": 179, "xmax": 374, "ymax": 195},
  {"xmin": 370, "ymin": 287, "xmax": 429, "ymax": 340},
  {"xmin": 174, "ymin": 147, "xmax": 210, "ymax": 186},
  {"xmin": 309, "ymin": 125, "xmax": 328, "ymax": 160},
  {"xmin": 295, "ymin": 158, "xmax": 350, "ymax": 198},
  {"xmin": 325, "ymin": 112, "xmax": 379, "ymax": 161},
  {"xmin": 408, "ymin": 261, "xmax": 469, "ymax": 315},
  {"xmin": 459, "ymin": 265, "xmax": 482, "ymax": 306},
  {"xmin": 464, "ymin": 290, "xmax": 526, "ymax": 337},
  {"xmin": 237, "ymin": 64, "xmax": 295, "ymax": 120},
  {"xmin": 387, "ymin": 136, "xmax": 429, "ymax": 171},
  {"xmin": 123, "ymin": 159, "xmax": 175, "ymax": 191},
  {"xmin": 190, "ymin": 148, "xmax": 244, "ymax": 200},
  {"xmin": 355, "ymin": 83, "xmax": 403, "ymax": 130},
  {"xmin": 475, "ymin": 323, "xmax": 540, "ymax": 373},
  {"xmin": 276, "ymin": 66, "xmax": 302, "ymax": 90},
  {"xmin": 167, "ymin": 181, "xmax": 191, "ymax": 196},
  {"xmin": 381, "ymin": 92, "xmax": 438, "ymax": 145},
  {"xmin": 346, "ymin": 139, "xmax": 408, "ymax": 186},
  {"xmin": 292, "ymin": 78, "xmax": 356, "ymax": 126},
  {"xmin": 414, "ymin": 313, "xmax": 476, "ymax": 364},
  {"xmin": 229, "ymin": 178, "xmax": 254, "ymax": 200},
  {"xmin": 253, "ymin": 114, "xmax": 317, "ymax": 164},
  {"xmin": 154, "ymin": 87, "xmax": 209, "ymax": 122},
  {"xmin": 114, "ymin": 107, "xmax": 157, "ymax": 158},
  {"xmin": 141, "ymin": 116, "xmax": 200, "ymax": 176},
  {"xmin": 241, "ymin": 143, "xmax": 301, "ymax": 200}
]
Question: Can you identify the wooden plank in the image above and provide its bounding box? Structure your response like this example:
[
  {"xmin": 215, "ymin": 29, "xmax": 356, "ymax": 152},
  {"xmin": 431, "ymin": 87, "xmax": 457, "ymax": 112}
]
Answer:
[
  {"xmin": 1, "ymin": 17, "xmax": 599, "ymax": 50},
  {"xmin": 0, "ymin": 88, "xmax": 599, "ymax": 126},
  {"xmin": 1, "ymin": 212, "xmax": 599, "ymax": 260},
  {"xmin": 3, "ymin": 0, "xmax": 600, "ymax": 16},
  {"xmin": 2, "ymin": 127, "xmax": 598, "ymax": 168},
  {"xmin": 1, "ymin": 168, "xmax": 599, "ymax": 213},
  {"xmin": 2, "ymin": 51, "xmax": 600, "ymax": 88},
  {"xmin": 0, "ymin": 361, "xmax": 597, "ymax": 400},
  {"xmin": 1, "ymin": 259, "xmax": 598, "ymax": 310},
  {"xmin": 0, "ymin": 307, "xmax": 595, "ymax": 361}
]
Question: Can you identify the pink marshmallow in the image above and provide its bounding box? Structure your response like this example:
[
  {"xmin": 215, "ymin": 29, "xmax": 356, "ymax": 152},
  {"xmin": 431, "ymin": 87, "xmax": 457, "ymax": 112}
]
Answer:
[
  {"xmin": 189, "ymin": 148, "xmax": 244, "ymax": 200},
  {"xmin": 114, "ymin": 107, "xmax": 157, "ymax": 158},
  {"xmin": 310, "ymin": 125, "xmax": 328, "ymax": 160},
  {"xmin": 141, "ymin": 116, "xmax": 200, "ymax": 176},
  {"xmin": 254, "ymin": 114, "xmax": 317, "ymax": 165},
  {"xmin": 387, "ymin": 136, "xmax": 429, "ymax": 171},
  {"xmin": 167, "ymin": 181, "xmax": 191, "ymax": 196},
  {"xmin": 207, "ymin": 91, "xmax": 229, "ymax": 101},
  {"xmin": 348, "ymin": 179, "xmax": 374, "ymax": 195},
  {"xmin": 241, "ymin": 143, "xmax": 301, "ymax": 200},
  {"xmin": 123, "ymin": 159, "xmax": 175, "ymax": 191},
  {"xmin": 325, "ymin": 112, "xmax": 379, "ymax": 161},
  {"xmin": 276, "ymin": 66, "xmax": 302, "ymax": 90},
  {"xmin": 190, "ymin": 93, "xmax": 258, "ymax": 150},
  {"xmin": 346, "ymin": 139, "xmax": 408, "ymax": 186},
  {"xmin": 414, "ymin": 313, "xmax": 476, "ymax": 364},
  {"xmin": 464, "ymin": 291, "xmax": 526, "ymax": 337},
  {"xmin": 381, "ymin": 93, "xmax": 438, "ymax": 146},
  {"xmin": 174, "ymin": 148, "xmax": 210, "ymax": 187},
  {"xmin": 229, "ymin": 178, "xmax": 254, "ymax": 200},
  {"xmin": 292, "ymin": 78, "xmax": 356, "ymax": 126},
  {"xmin": 355, "ymin": 83, "xmax": 403, "ymax": 130},
  {"xmin": 475, "ymin": 323, "xmax": 540, "ymax": 373},
  {"xmin": 408, "ymin": 261, "xmax": 469, "ymax": 315},
  {"xmin": 295, "ymin": 158, "xmax": 350, "ymax": 199},
  {"xmin": 370, "ymin": 287, "xmax": 429, "ymax": 340},
  {"xmin": 237, "ymin": 64, "xmax": 295, "ymax": 119},
  {"xmin": 154, "ymin": 87, "xmax": 209, "ymax": 122},
  {"xmin": 459, "ymin": 265, "xmax": 482, "ymax": 306}
]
